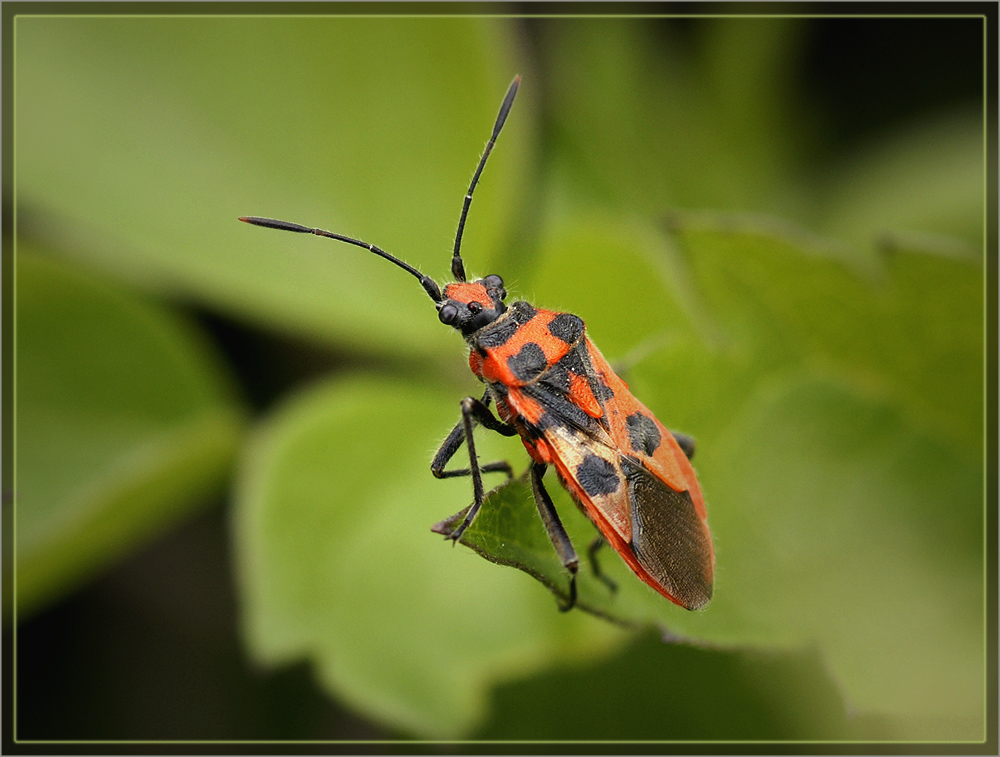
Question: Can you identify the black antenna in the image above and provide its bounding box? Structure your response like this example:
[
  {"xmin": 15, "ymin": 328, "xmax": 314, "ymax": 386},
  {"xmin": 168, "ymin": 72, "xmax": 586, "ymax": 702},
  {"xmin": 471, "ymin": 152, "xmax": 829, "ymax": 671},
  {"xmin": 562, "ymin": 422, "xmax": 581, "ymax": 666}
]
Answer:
[
  {"xmin": 451, "ymin": 75, "xmax": 521, "ymax": 283},
  {"xmin": 238, "ymin": 216, "xmax": 443, "ymax": 302}
]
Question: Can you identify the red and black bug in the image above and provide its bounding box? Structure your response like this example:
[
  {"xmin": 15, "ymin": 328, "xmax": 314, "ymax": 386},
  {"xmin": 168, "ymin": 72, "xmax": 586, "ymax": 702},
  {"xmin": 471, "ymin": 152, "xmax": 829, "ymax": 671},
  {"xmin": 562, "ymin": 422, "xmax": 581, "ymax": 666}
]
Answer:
[{"xmin": 240, "ymin": 76, "xmax": 714, "ymax": 612}]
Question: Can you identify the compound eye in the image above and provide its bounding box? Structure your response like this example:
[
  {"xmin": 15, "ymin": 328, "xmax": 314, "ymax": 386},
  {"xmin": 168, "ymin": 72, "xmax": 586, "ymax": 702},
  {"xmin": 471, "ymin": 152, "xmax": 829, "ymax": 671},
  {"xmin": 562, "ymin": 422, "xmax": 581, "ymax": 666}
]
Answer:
[
  {"xmin": 438, "ymin": 303, "xmax": 459, "ymax": 325},
  {"xmin": 482, "ymin": 274, "xmax": 506, "ymax": 301},
  {"xmin": 468, "ymin": 301, "xmax": 483, "ymax": 315}
]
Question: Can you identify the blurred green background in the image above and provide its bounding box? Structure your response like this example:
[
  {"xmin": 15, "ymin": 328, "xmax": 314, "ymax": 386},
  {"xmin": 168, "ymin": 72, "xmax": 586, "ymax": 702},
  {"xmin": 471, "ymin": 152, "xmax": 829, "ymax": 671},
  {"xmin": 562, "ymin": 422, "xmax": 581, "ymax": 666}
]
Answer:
[{"xmin": 10, "ymin": 10, "xmax": 989, "ymax": 746}]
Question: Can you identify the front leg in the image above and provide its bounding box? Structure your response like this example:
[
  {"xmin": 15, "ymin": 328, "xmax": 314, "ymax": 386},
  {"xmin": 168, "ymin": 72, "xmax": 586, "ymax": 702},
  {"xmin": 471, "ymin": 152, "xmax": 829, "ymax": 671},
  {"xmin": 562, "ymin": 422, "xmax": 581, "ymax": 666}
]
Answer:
[
  {"xmin": 431, "ymin": 392, "xmax": 516, "ymax": 481},
  {"xmin": 435, "ymin": 393, "xmax": 517, "ymax": 544}
]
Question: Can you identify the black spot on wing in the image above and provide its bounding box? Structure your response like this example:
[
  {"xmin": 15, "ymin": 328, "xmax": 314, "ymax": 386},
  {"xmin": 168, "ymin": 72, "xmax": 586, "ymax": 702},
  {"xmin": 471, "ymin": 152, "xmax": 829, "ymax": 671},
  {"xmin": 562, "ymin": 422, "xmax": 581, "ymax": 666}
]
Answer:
[
  {"xmin": 507, "ymin": 342, "xmax": 548, "ymax": 382},
  {"xmin": 477, "ymin": 316, "xmax": 519, "ymax": 349},
  {"xmin": 548, "ymin": 313, "xmax": 584, "ymax": 344},
  {"xmin": 536, "ymin": 345, "xmax": 615, "ymax": 433},
  {"xmin": 521, "ymin": 384, "xmax": 595, "ymax": 432},
  {"xmin": 574, "ymin": 343, "xmax": 614, "ymax": 405},
  {"xmin": 561, "ymin": 348, "xmax": 587, "ymax": 378},
  {"xmin": 626, "ymin": 412, "xmax": 661, "ymax": 456},
  {"xmin": 539, "ymin": 360, "xmax": 571, "ymax": 394},
  {"xmin": 622, "ymin": 457, "xmax": 712, "ymax": 609},
  {"xmin": 576, "ymin": 455, "xmax": 620, "ymax": 497},
  {"xmin": 593, "ymin": 374, "xmax": 615, "ymax": 402},
  {"xmin": 539, "ymin": 345, "xmax": 591, "ymax": 395}
]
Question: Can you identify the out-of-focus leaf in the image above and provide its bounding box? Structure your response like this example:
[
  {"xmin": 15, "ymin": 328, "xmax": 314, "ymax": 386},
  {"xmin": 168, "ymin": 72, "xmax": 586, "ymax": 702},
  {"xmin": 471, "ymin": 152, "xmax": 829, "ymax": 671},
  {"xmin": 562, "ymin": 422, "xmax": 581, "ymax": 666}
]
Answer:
[
  {"xmin": 233, "ymin": 196, "xmax": 983, "ymax": 739},
  {"xmin": 477, "ymin": 632, "xmax": 884, "ymax": 740},
  {"xmin": 539, "ymin": 18, "xmax": 805, "ymax": 217},
  {"xmin": 818, "ymin": 110, "xmax": 984, "ymax": 250},
  {"xmin": 15, "ymin": 17, "xmax": 531, "ymax": 359},
  {"xmin": 666, "ymin": 214, "xmax": 983, "ymax": 451},
  {"xmin": 447, "ymin": 207, "xmax": 983, "ymax": 737},
  {"xmin": 698, "ymin": 17, "xmax": 811, "ymax": 205},
  {"xmin": 15, "ymin": 250, "xmax": 246, "ymax": 616},
  {"xmin": 541, "ymin": 20, "xmax": 982, "ymax": 261},
  {"xmin": 233, "ymin": 375, "xmax": 627, "ymax": 739},
  {"xmin": 699, "ymin": 375, "xmax": 982, "ymax": 732}
]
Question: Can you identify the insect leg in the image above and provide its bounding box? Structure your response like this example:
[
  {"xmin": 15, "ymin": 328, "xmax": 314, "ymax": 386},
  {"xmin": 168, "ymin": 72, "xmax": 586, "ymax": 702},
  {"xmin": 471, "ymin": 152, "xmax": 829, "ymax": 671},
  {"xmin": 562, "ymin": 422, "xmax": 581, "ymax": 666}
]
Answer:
[
  {"xmin": 671, "ymin": 431, "xmax": 696, "ymax": 460},
  {"xmin": 443, "ymin": 396, "xmax": 518, "ymax": 543},
  {"xmin": 530, "ymin": 463, "xmax": 579, "ymax": 612},
  {"xmin": 431, "ymin": 392, "xmax": 516, "ymax": 480},
  {"xmin": 587, "ymin": 536, "xmax": 618, "ymax": 593}
]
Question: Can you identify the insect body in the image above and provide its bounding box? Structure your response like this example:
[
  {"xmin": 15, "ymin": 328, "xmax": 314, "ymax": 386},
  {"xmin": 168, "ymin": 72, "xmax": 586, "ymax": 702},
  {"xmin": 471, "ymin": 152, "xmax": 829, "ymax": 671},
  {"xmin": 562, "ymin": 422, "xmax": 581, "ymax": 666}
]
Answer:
[{"xmin": 240, "ymin": 76, "xmax": 714, "ymax": 612}]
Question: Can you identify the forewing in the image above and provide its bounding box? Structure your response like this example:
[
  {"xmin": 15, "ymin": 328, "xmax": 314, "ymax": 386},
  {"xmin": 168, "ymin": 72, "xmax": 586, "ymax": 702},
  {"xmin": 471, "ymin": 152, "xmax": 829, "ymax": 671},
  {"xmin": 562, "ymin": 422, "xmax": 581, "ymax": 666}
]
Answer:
[
  {"xmin": 541, "ymin": 421, "xmax": 634, "ymax": 545},
  {"xmin": 538, "ymin": 336, "xmax": 715, "ymax": 608},
  {"xmin": 501, "ymin": 323, "xmax": 715, "ymax": 609},
  {"xmin": 583, "ymin": 338, "xmax": 709, "ymax": 521}
]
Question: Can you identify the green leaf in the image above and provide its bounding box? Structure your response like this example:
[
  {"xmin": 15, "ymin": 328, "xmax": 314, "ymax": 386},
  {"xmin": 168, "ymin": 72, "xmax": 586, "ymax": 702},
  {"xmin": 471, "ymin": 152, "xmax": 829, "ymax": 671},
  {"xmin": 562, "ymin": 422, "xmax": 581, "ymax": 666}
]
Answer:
[
  {"xmin": 447, "ymin": 209, "xmax": 984, "ymax": 736},
  {"xmin": 432, "ymin": 477, "xmax": 624, "ymax": 619},
  {"xmin": 667, "ymin": 214, "xmax": 983, "ymax": 451},
  {"xmin": 700, "ymin": 376, "xmax": 982, "ymax": 727},
  {"xmin": 15, "ymin": 17, "xmax": 531, "ymax": 358},
  {"xmin": 233, "ymin": 375, "xmax": 627, "ymax": 739},
  {"xmin": 541, "ymin": 21, "xmax": 982, "ymax": 255},
  {"xmin": 477, "ymin": 632, "xmax": 884, "ymax": 740},
  {"xmin": 232, "ymin": 204, "xmax": 983, "ymax": 739},
  {"xmin": 818, "ymin": 110, "xmax": 984, "ymax": 250},
  {"xmin": 15, "ymin": 251, "xmax": 246, "ymax": 616},
  {"xmin": 540, "ymin": 18, "xmax": 805, "ymax": 216}
]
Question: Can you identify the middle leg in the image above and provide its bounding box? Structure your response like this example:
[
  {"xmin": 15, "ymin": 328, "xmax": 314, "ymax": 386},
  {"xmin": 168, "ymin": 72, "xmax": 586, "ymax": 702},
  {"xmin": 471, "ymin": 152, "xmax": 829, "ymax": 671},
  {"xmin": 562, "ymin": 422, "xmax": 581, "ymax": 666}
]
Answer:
[{"xmin": 431, "ymin": 391, "xmax": 516, "ymax": 481}]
